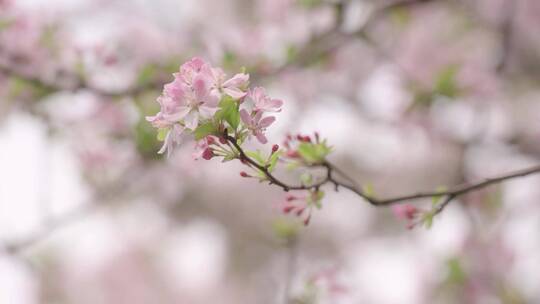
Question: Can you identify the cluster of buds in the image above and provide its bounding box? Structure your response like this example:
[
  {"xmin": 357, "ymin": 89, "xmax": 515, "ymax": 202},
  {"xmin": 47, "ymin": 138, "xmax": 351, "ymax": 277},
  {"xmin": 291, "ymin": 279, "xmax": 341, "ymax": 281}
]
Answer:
[
  {"xmin": 282, "ymin": 132, "xmax": 332, "ymax": 165},
  {"xmin": 280, "ymin": 189, "xmax": 325, "ymax": 226},
  {"xmin": 281, "ymin": 194, "xmax": 312, "ymax": 226},
  {"xmin": 283, "ymin": 132, "xmax": 317, "ymax": 157}
]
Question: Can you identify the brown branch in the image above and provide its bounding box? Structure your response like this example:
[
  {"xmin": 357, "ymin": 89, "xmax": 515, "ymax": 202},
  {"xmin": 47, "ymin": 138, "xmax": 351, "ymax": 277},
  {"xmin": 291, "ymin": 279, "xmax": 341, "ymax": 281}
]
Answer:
[
  {"xmin": 226, "ymin": 134, "xmax": 335, "ymax": 192},
  {"xmin": 0, "ymin": 60, "xmax": 163, "ymax": 99},
  {"xmin": 228, "ymin": 131, "xmax": 540, "ymax": 215},
  {"xmin": 495, "ymin": 0, "xmax": 517, "ymax": 73}
]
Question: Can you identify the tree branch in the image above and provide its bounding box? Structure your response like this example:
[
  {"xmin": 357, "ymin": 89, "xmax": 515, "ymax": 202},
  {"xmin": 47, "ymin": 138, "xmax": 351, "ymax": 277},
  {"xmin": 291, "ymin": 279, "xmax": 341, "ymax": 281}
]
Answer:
[
  {"xmin": 0, "ymin": 57, "xmax": 163, "ymax": 99},
  {"xmin": 227, "ymin": 131, "xmax": 540, "ymax": 216}
]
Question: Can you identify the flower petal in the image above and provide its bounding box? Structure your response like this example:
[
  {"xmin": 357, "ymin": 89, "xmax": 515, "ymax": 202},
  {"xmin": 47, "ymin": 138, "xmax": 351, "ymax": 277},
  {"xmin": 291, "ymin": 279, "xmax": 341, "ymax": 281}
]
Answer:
[
  {"xmin": 239, "ymin": 109, "xmax": 252, "ymax": 126},
  {"xmin": 259, "ymin": 116, "xmax": 275, "ymax": 128},
  {"xmin": 223, "ymin": 87, "xmax": 246, "ymax": 99}
]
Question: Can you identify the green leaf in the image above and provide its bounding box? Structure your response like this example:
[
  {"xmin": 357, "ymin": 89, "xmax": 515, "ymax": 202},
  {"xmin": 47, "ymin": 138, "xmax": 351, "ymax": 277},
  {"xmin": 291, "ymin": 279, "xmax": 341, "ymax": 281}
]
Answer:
[
  {"xmin": 362, "ymin": 183, "xmax": 375, "ymax": 197},
  {"xmin": 245, "ymin": 150, "xmax": 265, "ymax": 165},
  {"xmin": 39, "ymin": 25, "xmax": 58, "ymax": 52},
  {"xmin": 222, "ymin": 51, "xmax": 237, "ymax": 70},
  {"xmin": 297, "ymin": 0, "xmax": 322, "ymax": 8},
  {"xmin": 285, "ymin": 45, "xmax": 298, "ymax": 64},
  {"xmin": 193, "ymin": 122, "xmax": 218, "ymax": 140},
  {"xmin": 300, "ymin": 173, "xmax": 313, "ymax": 185},
  {"xmin": 0, "ymin": 18, "xmax": 14, "ymax": 32},
  {"xmin": 286, "ymin": 162, "xmax": 300, "ymax": 171},
  {"xmin": 222, "ymin": 154, "xmax": 236, "ymax": 162},
  {"xmin": 268, "ymin": 151, "xmax": 281, "ymax": 172},
  {"xmin": 157, "ymin": 128, "xmax": 169, "ymax": 141},
  {"xmin": 137, "ymin": 64, "xmax": 157, "ymax": 86},
  {"xmin": 297, "ymin": 141, "xmax": 333, "ymax": 164},
  {"xmin": 435, "ymin": 65, "xmax": 460, "ymax": 98},
  {"xmin": 272, "ymin": 219, "xmax": 299, "ymax": 240},
  {"xmin": 432, "ymin": 186, "xmax": 447, "ymax": 207},
  {"xmin": 134, "ymin": 116, "xmax": 162, "ymax": 160},
  {"xmin": 216, "ymin": 95, "xmax": 240, "ymax": 130},
  {"xmin": 390, "ymin": 7, "xmax": 412, "ymax": 26},
  {"xmin": 446, "ymin": 258, "xmax": 466, "ymax": 284},
  {"xmin": 423, "ymin": 212, "xmax": 434, "ymax": 229},
  {"xmin": 312, "ymin": 190, "xmax": 325, "ymax": 209}
]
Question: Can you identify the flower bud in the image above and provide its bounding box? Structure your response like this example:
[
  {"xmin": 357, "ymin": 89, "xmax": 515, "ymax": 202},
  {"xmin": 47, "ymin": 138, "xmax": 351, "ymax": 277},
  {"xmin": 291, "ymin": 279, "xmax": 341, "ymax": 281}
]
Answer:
[
  {"xmin": 240, "ymin": 171, "xmax": 250, "ymax": 177},
  {"xmin": 286, "ymin": 150, "xmax": 300, "ymax": 158},
  {"xmin": 202, "ymin": 148, "xmax": 214, "ymax": 160},
  {"xmin": 206, "ymin": 136, "xmax": 215, "ymax": 145},
  {"xmin": 303, "ymin": 215, "xmax": 311, "ymax": 226},
  {"xmin": 286, "ymin": 195, "xmax": 297, "ymax": 201},
  {"xmin": 283, "ymin": 205, "xmax": 295, "ymax": 214},
  {"xmin": 272, "ymin": 144, "xmax": 279, "ymax": 153}
]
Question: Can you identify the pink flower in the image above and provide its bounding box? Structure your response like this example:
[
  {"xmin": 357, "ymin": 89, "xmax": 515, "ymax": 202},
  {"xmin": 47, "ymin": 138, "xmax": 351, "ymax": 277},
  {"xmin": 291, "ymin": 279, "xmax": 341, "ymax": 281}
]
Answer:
[
  {"xmin": 391, "ymin": 204, "xmax": 419, "ymax": 221},
  {"xmin": 211, "ymin": 68, "xmax": 249, "ymax": 99},
  {"xmin": 176, "ymin": 57, "xmax": 210, "ymax": 85},
  {"xmin": 249, "ymin": 87, "xmax": 283, "ymax": 113},
  {"xmin": 240, "ymin": 109, "xmax": 275, "ymax": 144},
  {"xmin": 149, "ymin": 57, "xmax": 219, "ymax": 132},
  {"xmin": 158, "ymin": 124, "xmax": 185, "ymax": 158}
]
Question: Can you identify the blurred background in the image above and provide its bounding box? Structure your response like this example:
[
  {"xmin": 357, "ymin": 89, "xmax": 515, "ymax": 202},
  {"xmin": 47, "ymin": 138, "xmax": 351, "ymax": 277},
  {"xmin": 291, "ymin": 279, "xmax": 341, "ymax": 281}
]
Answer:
[{"xmin": 1, "ymin": 0, "xmax": 540, "ymax": 303}]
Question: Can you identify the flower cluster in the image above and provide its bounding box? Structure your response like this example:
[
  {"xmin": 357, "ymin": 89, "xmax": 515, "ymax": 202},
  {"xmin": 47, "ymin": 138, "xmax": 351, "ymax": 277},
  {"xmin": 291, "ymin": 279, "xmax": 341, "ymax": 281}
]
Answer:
[
  {"xmin": 279, "ymin": 191, "xmax": 324, "ymax": 226},
  {"xmin": 147, "ymin": 58, "xmax": 338, "ymax": 226},
  {"xmin": 146, "ymin": 57, "xmax": 282, "ymax": 158}
]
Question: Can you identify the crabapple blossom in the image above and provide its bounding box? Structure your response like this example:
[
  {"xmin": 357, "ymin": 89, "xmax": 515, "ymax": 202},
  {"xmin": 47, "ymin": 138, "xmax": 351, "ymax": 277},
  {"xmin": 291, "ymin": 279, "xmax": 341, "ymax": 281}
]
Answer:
[
  {"xmin": 239, "ymin": 109, "xmax": 276, "ymax": 144},
  {"xmin": 211, "ymin": 68, "xmax": 249, "ymax": 99},
  {"xmin": 249, "ymin": 87, "xmax": 283, "ymax": 113},
  {"xmin": 147, "ymin": 57, "xmax": 265, "ymax": 156}
]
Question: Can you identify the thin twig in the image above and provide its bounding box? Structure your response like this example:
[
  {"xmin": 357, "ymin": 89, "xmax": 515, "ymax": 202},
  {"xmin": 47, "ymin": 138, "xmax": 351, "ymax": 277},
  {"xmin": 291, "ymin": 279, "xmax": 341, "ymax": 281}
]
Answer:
[
  {"xmin": 0, "ymin": 59, "xmax": 163, "ymax": 99},
  {"xmin": 496, "ymin": 0, "xmax": 517, "ymax": 73}
]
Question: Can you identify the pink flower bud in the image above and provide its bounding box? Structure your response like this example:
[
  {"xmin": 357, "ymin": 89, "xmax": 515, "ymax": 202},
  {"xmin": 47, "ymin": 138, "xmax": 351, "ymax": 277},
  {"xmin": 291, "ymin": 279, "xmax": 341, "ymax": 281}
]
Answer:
[
  {"xmin": 283, "ymin": 206, "xmax": 295, "ymax": 214},
  {"xmin": 206, "ymin": 136, "xmax": 215, "ymax": 145},
  {"xmin": 272, "ymin": 144, "xmax": 279, "ymax": 153},
  {"xmin": 286, "ymin": 195, "xmax": 297, "ymax": 201},
  {"xmin": 202, "ymin": 148, "xmax": 214, "ymax": 160},
  {"xmin": 303, "ymin": 215, "xmax": 311, "ymax": 226},
  {"xmin": 392, "ymin": 204, "xmax": 418, "ymax": 220},
  {"xmin": 240, "ymin": 171, "xmax": 249, "ymax": 178},
  {"xmin": 286, "ymin": 150, "xmax": 300, "ymax": 158}
]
